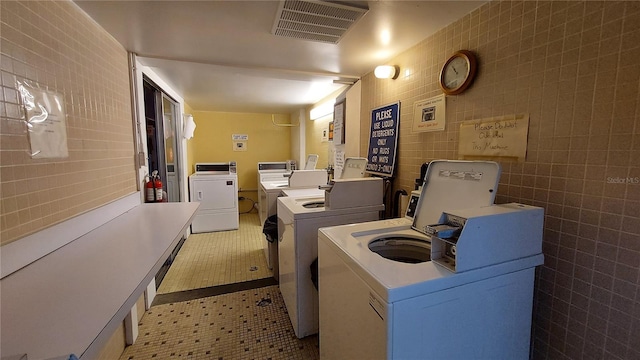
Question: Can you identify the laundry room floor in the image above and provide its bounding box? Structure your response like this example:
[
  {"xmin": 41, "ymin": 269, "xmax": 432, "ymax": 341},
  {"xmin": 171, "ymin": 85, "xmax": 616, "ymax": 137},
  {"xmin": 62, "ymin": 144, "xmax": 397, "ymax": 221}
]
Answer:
[
  {"xmin": 157, "ymin": 212, "xmax": 272, "ymax": 293},
  {"xmin": 119, "ymin": 212, "xmax": 319, "ymax": 360}
]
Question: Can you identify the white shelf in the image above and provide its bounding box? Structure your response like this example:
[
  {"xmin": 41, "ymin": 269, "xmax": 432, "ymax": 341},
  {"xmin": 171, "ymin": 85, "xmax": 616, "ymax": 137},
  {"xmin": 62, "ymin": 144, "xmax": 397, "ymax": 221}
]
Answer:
[{"xmin": 1, "ymin": 201, "xmax": 199, "ymax": 360}]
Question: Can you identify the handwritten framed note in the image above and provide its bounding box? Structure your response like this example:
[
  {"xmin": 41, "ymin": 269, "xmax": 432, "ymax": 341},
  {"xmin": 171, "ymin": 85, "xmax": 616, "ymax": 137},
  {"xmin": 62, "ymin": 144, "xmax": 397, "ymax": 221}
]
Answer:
[{"xmin": 458, "ymin": 114, "xmax": 529, "ymax": 161}]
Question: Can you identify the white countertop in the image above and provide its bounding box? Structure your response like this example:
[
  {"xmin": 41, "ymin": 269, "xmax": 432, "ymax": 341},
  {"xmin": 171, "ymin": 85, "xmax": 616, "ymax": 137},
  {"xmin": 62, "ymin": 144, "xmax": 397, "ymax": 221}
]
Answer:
[{"xmin": 0, "ymin": 202, "xmax": 199, "ymax": 360}]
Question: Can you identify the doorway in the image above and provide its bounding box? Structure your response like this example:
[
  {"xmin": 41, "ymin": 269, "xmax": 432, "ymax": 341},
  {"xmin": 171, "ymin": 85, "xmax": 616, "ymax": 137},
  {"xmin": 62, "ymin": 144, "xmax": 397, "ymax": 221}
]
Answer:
[
  {"xmin": 143, "ymin": 77, "xmax": 185, "ymax": 286},
  {"xmin": 143, "ymin": 77, "xmax": 181, "ymax": 202}
]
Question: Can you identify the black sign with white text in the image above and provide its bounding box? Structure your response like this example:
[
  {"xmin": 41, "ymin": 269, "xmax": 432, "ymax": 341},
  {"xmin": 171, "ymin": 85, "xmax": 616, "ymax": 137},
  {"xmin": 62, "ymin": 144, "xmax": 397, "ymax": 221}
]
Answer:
[{"xmin": 366, "ymin": 102, "xmax": 400, "ymax": 177}]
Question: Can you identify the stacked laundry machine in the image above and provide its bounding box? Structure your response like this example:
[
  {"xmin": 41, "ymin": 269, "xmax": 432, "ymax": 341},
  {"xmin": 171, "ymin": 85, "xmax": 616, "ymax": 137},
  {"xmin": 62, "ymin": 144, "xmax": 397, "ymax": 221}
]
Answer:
[{"xmin": 318, "ymin": 160, "xmax": 545, "ymax": 359}]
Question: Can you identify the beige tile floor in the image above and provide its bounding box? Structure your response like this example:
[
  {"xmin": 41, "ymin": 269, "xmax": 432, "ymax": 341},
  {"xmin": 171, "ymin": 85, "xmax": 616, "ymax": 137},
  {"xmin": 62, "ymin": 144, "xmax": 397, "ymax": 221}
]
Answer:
[
  {"xmin": 120, "ymin": 285, "xmax": 319, "ymax": 360},
  {"xmin": 157, "ymin": 213, "xmax": 273, "ymax": 294},
  {"xmin": 119, "ymin": 213, "xmax": 319, "ymax": 360}
]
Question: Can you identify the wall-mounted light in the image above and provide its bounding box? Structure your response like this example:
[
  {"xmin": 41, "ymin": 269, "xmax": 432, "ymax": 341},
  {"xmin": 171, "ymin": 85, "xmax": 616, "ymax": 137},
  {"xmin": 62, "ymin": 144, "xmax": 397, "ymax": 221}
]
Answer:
[
  {"xmin": 310, "ymin": 99, "xmax": 335, "ymax": 120},
  {"xmin": 374, "ymin": 65, "xmax": 399, "ymax": 79}
]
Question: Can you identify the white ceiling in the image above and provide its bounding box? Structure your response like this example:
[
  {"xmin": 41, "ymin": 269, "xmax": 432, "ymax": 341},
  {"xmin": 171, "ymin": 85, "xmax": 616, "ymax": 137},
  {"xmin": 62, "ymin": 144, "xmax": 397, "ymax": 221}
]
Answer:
[{"xmin": 74, "ymin": 0, "xmax": 486, "ymax": 114}]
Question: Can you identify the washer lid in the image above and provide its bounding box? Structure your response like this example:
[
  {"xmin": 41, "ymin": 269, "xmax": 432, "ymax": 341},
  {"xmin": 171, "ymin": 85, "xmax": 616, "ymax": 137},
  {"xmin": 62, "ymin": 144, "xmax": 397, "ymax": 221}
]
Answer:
[{"xmin": 412, "ymin": 160, "xmax": 501, "ymax": 234}]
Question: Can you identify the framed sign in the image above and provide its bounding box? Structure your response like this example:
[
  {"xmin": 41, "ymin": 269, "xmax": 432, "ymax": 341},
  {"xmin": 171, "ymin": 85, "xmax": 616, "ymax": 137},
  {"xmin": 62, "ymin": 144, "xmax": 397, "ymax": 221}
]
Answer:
[
  {"xmin": 366, "ymin": 102, "xmax": 400, "ymax": 177},
  {"xmin": 413, "ymin": 94, "xmax": 446, "ymax": 132}
]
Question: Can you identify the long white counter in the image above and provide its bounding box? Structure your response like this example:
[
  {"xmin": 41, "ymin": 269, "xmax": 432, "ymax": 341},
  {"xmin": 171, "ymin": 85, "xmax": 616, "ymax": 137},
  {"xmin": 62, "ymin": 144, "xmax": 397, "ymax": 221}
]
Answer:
[{"xmin": 0, "ymin": 201, "xmax": 199, "ymax": 360}]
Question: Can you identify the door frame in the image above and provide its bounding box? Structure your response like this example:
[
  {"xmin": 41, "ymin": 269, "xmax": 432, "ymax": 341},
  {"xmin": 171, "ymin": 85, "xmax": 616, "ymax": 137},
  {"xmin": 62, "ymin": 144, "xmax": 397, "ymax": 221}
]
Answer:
[{"xmin": 131, "ymin": 54, "xmax": 189, "ymax": 205}]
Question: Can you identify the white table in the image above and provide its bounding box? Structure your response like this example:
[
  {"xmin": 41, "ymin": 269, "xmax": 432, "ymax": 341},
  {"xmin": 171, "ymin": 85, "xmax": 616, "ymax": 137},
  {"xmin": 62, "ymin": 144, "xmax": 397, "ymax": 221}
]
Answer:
[{"xmin": 1, "ymin": 202, "xmax": 199, "ymax": 360}]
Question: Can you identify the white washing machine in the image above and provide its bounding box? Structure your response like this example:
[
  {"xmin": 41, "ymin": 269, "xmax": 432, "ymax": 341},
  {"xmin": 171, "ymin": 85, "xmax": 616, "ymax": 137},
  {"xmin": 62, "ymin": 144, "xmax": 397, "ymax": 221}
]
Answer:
[
  {"xmin": 258, "ymin": 169, "xmax": 327, "ymax": 226},
  {"xmin": 277, "ymin": 177, "xmax": 385, "ymax": 339},
  {"xmin": 257, "ymin": 161, "xmax": 290, "ymax": 231},
  {"xmin": 317, "ymin": 160, "xmax": 545, "ymax": 359},
  {"xmin": 257, "ymin": 161, "xmax": 290, "ymax": 184},
  {"xmin": 189, "ymin": 162, "xmax": 239, "ymax": 233},
  {"xmin": 259, "ymin": 169, "xmax": 328, "ymax": 272}
]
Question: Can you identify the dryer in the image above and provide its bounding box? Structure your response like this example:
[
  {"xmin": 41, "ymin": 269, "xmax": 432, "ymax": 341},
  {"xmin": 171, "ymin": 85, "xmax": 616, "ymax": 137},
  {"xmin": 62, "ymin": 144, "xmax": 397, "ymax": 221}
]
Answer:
[
  {"xmin": 189, "ymin": 162, "xmax": 238, "ymax": 233},
  {"xmin": 277, "ymin": 177, "xmax": 385, "ymax": 339},
  {"xmin": 317, "ymin": 160, "xmax": 545, "ymax": 359}
]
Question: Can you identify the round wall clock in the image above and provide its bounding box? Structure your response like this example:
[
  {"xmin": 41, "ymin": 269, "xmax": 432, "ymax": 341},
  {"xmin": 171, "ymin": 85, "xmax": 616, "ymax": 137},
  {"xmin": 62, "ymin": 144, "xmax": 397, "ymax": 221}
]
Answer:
[{"xmin": 439, "ymin": 50, "xmax": 478, "ymax": 95}]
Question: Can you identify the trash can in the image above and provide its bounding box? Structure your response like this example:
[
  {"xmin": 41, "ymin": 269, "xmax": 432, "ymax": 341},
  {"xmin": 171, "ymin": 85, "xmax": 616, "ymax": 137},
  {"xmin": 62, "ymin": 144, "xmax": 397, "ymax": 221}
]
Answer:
[{"xmin": 262, "ymin": 214, "xmax": 279, "ymax": 280}]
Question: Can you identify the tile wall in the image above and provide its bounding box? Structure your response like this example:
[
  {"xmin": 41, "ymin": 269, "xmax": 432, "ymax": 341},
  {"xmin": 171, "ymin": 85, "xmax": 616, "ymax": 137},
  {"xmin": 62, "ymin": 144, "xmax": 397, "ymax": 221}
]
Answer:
[
  {"xmin": 0, "ymin": 1, "xmax": 137, "ymax": 245},
  {"xmin": 360, "ymin": 1, "xmax": 639, "ymax": 359}
]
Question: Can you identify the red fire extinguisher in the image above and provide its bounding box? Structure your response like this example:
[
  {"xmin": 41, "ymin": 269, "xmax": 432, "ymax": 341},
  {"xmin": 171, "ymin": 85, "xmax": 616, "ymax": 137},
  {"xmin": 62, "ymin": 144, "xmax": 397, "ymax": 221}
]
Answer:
[{"xmin": 145, "ymin": 170, "xmax": 163, "ymax": 202}]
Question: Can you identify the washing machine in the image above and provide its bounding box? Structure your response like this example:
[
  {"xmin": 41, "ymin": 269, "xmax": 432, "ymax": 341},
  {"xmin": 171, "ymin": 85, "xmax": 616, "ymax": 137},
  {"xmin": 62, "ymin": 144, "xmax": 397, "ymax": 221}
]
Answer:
[
  {"xmin": 189, "ymin": 162, "xmax": 238, "ymax": 233},
  {"xmin": 257, "ymin": 161, "xmax": 290, "ymax": 183},
  {"xmin": 317, "ymin": 160, "xmax": 545, "ymax": 359},
  {"xmin": 277, "ymin": 177, "xmax": 385, "ymax": 339},
  {"xmin": 257, "ymin": 161, "xmax": 290, "ymax": 231},
  {"xmin": 259, "ymin": 169, "xmax": 327, "ymax": 225},
  {"xmin": 259, "ymin": 169, "xmax": 328, "ymax": 271}
]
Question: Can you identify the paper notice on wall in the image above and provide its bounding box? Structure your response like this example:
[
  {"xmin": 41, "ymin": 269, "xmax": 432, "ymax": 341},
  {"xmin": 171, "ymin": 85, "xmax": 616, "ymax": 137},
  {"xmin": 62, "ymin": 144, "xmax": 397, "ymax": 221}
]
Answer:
[
  {"xmin": 333, "ymin": 149, "xmax": 345, "ymax": 179},
  {"xmin": 17, "ymin": 81, "xmax": 69, "ymax": 159},
  {"xmin": 458, "ymin": 114, "xmax": 529, "ymax": 161},
  {"xmin": 412, "ymin": 94, "xmax": 446, "ymax": 132},
  {"xmin": 333, "ymin": 100, "xmax": 345, "ymax": 145}
]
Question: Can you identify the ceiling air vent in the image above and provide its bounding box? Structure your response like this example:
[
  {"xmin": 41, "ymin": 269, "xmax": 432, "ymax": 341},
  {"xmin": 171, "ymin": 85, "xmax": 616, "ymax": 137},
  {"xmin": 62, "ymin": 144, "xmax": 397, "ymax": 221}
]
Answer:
[{"xmin": 272, "ymin": 0, "xmax": 369, "ymax": 44}]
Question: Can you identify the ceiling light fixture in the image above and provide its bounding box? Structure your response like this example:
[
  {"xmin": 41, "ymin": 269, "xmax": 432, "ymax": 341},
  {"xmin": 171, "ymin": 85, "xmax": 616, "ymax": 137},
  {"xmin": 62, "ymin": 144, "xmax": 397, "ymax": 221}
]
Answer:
[{"xmin": 374, "ymin": 65, "xmax": 399, "ymax": 79}]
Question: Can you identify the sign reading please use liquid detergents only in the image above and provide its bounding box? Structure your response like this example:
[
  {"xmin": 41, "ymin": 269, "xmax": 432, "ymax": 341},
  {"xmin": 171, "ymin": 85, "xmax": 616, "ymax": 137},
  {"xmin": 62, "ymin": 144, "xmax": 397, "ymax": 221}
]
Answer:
[{"xmin": 366, "ymin": 102, "xmax": 400, "ymax": 177}]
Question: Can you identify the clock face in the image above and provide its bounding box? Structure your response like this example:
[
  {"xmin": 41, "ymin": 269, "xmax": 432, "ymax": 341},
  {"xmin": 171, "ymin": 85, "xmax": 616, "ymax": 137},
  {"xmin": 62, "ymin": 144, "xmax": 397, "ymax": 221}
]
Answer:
[
  {"xmin": 442, "ymin": 56, "xmax": 469, "ymax": 90},
  {"xmin": 439, "ymin": 50, "xmax": 477, "ymax": 95}
]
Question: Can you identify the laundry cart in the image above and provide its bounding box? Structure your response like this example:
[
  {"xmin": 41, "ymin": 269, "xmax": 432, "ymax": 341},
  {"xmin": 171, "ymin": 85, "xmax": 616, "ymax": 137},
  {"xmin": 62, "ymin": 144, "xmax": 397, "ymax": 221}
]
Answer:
[{"xmin": 189, "ymin": 162, "xmax": 239, "ymax": 233}]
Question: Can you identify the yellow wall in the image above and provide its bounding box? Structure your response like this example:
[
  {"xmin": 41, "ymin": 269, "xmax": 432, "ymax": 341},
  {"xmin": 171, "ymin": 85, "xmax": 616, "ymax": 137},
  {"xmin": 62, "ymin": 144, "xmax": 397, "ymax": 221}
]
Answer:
[
  {"xmin": 305, "ymin": 114, "xmax": 332, "ymax": 170},
  {"xmin": 188, "ymin": 111, "xmax": 292, "ymax": 208},
  {"xmin": 304, "ymin": 88, "xmax": 347, "ymax": 169}
]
